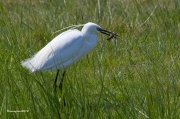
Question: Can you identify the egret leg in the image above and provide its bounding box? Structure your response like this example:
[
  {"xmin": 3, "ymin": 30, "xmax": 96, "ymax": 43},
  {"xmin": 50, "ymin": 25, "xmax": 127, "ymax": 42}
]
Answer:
[
  {"xmin": 54, "ymin": 70, "xmax": 60, "ymax": 91},
  {"xmin": 59, "ymin": 70, "xmax": 66, "ymax": 92},
  {"xmin": 58, "ymin": 70, "xmax": 66, "ymax": 106},
  {"xmin": 53, "ymin": 70, "xmax": 66, "ymax": 106}
]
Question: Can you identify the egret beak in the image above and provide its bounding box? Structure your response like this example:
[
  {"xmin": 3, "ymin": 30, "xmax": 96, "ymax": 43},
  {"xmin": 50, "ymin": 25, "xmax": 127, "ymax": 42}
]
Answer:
[{"xmin": 97, "ymin": 27, "xmax": 118, "ymax": 41}]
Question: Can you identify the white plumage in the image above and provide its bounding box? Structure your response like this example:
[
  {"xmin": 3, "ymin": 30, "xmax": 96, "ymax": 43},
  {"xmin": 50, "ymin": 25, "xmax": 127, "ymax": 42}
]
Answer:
[
  {"xmin": 21, "ymin": 22, "xmax": 102, "ymax": 72},
  {"xmin": 22, "ymin": 22, "xmax": 118, "ymax": 73}
]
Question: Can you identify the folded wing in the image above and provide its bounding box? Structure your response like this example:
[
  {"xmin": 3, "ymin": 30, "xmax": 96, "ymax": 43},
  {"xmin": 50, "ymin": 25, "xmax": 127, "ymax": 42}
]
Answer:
[{"xmin": 21, "ymin": 29, "xmax": 84, "ymax": 72}]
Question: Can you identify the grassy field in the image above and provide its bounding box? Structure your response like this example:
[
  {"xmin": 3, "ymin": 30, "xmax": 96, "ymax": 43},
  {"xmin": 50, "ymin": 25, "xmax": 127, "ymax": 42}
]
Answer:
[{"xmin": 1, "ymin": 0, "xmax": 180, "ymax": 118}]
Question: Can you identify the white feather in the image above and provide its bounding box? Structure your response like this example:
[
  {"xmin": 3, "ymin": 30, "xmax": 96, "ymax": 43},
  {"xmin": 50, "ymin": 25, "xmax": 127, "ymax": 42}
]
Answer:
[{"xmin": 21, "ymin": 22, "xmax": 99, "ymax": 72}]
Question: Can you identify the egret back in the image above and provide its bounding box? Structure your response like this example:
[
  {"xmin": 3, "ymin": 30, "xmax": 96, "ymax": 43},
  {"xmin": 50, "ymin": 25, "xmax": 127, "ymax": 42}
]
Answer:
[{"xmin": 21, "ymin": 29, "xmax": 83, "ymax": 72}]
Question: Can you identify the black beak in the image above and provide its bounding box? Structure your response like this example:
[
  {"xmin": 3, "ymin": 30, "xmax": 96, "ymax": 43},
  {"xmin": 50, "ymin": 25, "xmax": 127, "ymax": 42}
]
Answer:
[{"xmin": 97, "ymin": 27, "xmax": 118, "ymax": 41}]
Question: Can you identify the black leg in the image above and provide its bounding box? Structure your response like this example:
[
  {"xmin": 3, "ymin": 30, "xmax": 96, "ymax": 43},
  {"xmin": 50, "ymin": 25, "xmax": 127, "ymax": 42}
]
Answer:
[
  {"xmin": 59, "ymin": 70, "xmax": 66, "ymax": 92},
  {"xmin": 54, "ymin": 70, "xmax": 60, "ymax": 90},
  {"xmin": 59, "ymin": 70, "xmax": 66, "ymax": 106},
  {"xmin": 53, "ymin": 70, "xmax": 66, "ymax": 106}
]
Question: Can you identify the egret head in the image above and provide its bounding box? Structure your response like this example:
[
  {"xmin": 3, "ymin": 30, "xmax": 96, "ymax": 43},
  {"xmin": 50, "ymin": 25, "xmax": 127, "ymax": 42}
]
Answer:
[
  {"xmin": 82, "ymin": 22, "xmax": 100, "ymax": 33},
  {"xmin": 82, "ymin": 22, "xmax": 118, "ymax": 41}
]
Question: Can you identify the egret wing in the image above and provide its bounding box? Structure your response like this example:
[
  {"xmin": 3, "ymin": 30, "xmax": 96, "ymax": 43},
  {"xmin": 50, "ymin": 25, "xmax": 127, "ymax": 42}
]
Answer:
[{"xmin": 21, "ymin": 29, "xmax": 84, "ymax": 72}]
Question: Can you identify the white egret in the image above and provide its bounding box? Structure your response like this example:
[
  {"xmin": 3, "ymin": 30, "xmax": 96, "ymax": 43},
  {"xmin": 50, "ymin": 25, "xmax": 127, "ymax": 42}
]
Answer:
[{"xmin": 21, "ymin": 22, "xmax": 118, "ymax": 90}]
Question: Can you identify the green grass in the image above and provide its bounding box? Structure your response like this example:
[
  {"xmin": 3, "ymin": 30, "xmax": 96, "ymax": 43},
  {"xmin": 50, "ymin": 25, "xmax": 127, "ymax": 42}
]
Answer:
[{"xmin": 1, "ymin": 0, "xmax": 180, "ymax": 118}]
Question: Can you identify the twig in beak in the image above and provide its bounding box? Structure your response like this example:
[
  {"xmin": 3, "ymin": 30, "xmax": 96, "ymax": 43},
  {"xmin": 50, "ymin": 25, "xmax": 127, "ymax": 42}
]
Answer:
[{"xmin": 107, "ymin": 33, "xmax": 115, "ymax": 42}]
